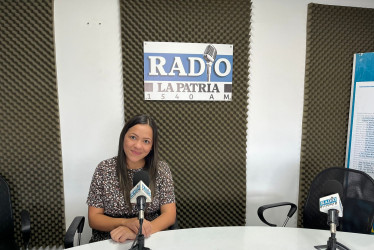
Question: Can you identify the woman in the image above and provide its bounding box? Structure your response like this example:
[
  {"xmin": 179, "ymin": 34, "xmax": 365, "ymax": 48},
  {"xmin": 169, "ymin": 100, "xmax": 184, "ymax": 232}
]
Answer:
[{"xmin": 87, "ymin": 114, "xmax": 176, "ymax": 243}]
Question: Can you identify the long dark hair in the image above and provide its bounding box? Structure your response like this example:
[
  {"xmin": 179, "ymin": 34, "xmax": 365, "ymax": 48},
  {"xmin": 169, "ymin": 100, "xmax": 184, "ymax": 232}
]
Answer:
[{"xmin": 116, "ymin": 114, "xmax": 159, "ymax": 208}]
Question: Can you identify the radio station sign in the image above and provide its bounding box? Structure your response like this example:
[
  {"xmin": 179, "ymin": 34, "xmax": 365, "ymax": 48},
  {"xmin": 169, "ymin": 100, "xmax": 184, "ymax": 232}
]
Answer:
[{"xmin": 143, "ymin": 42, "xmax": 233, "ymax": 101}]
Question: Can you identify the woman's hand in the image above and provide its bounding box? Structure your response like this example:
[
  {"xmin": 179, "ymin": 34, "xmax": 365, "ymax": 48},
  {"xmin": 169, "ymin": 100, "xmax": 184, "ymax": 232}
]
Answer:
[
  {"xmin": 142, "ymin": 219, "xmax": 152, "ymax": 237},
  {"xmin": 110, "ymin": 226, "xmax": 136, "ymax": 243},
  {"xmin": 124, "ymin": 217, "xmax": 141, "ymax": 233},
  {"xmin": 125, "ymin": 218, "xmax": 152, "ymax": 237}
]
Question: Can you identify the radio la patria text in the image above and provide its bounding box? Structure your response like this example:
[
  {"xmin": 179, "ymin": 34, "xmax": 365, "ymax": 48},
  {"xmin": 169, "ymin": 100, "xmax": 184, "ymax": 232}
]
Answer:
[{"xmin": 156, "ymin": 82, "xmax": 222, "ymax": 93}]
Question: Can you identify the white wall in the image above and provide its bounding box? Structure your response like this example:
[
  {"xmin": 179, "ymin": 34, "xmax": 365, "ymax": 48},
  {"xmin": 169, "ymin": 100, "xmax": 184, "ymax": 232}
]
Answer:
[
  {"xmin": 247, "ymin": 0, "xmax": 306, "ymax": 227},
  {"xmin": 54, "ymin": 0, "xmax": 374, "ymax": 244},
  {"xmin": 54, "ymin": 0, "xmax": 124, "ymax": 244}
]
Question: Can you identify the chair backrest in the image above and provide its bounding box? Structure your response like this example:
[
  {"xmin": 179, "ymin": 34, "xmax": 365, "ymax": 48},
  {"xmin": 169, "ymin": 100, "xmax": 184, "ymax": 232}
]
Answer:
[
  {"xmin": 303, "ymin": 167, "xmax": 374, "ymax": 234},
  {"xmin": 0, "ymin": 175, "xmax": 15, "ymax": 240},
  {"xmin": 64, "ymin": 216, "xmax": 85, "ymax": 249},
  {"xmin": 168, "ymin": 218, "xmax": 179, "ymax": 230}
]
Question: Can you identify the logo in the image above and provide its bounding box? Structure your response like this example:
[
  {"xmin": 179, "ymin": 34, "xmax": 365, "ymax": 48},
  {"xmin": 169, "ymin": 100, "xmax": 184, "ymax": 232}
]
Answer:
[
  {"xmin": 130, "ymin": 184, "xmax": 140, "ymax": 199},
  {"xmin": 144, "ymin": 42, "xmax": 233, "ymax": 101},
  {"xmin": 320, "ymin": 197, "xmax": 337, "ymax": 207},
  {"xmin": 141, "ymin": 183, "xmax": 151, "ymax": 197}
]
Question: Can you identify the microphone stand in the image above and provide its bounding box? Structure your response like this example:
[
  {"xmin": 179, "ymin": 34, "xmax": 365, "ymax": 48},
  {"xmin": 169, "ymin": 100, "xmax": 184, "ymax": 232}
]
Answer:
[
  {"xmin": 129, "ymin": 218, "xmax": 149, "ymax": 250},
  {"xmin": 130, "ymin": 197, "xmax": 150, "ymax": 250},
  {"xmin": 314, "ymin": 209, "xmax": 350, "ymax": 250}
]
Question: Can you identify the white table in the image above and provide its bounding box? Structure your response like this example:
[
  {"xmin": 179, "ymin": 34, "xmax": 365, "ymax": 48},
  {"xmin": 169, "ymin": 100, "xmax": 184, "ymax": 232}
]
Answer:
[{"xmin": 71, "ymin": 226, "xmax": 374, "ymax": 250}]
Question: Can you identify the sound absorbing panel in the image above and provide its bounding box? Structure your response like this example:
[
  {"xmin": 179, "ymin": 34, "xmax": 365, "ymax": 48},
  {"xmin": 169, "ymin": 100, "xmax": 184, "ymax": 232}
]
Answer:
[
  {"xmin": 299, "ymin": 3, "xmax": 374, "ymax": 227},
  {"xmin": 0, "ymin": 0, "xmax": 65, "ymax": 247},
  {"xmin": 120, "ymin": 0, "xmax": 251, "ymax": 228}
]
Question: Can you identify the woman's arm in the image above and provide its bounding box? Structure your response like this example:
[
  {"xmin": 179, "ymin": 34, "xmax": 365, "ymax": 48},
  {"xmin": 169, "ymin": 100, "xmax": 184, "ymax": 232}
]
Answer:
[
  {"xmin": 149, "ymin": 203, "xmax": 177, "ymax": 234},
  {"xmin": 88, "ymin": 206, "xmax": 139, "ymax": 232}
]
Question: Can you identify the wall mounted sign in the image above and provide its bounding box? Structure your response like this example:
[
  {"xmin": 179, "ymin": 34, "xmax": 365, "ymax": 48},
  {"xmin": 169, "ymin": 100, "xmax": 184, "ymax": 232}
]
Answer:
[{"xmin": 143, "ymin": 42, "xmax": 233, "ymax": 101}]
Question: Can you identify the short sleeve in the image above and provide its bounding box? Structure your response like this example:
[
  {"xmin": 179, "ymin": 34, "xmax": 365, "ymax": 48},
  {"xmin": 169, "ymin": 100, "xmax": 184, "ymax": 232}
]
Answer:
[
  {"xmin": 157, "ymin": 162, "xmax": 176, "ymax": 206},
  {"xmin": 87, "ymin": 162, "xmax": 105, "ymax": 208}
]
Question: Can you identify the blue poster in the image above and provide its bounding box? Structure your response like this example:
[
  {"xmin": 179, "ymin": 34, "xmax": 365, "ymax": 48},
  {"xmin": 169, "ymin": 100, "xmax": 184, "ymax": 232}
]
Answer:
[
  {"xmin": 346, "ymin": 53, "xmax": 374, "ymax": 180},
  {"xmin": 346, "ymin": 52, "xmax": 374, "ymax": 234}
]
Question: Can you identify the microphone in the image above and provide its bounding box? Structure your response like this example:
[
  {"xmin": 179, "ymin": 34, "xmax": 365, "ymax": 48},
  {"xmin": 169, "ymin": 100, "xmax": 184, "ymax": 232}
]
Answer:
[
  {"xmin": 319, "ymin": 180, "xmax": 344, "ymax": 234},
  {"xmin": 203, "ymin": 45, "xmax": 217, "ymax": 82},
  {"xmin": 130, "ymin": 171, "xmax": 151, "ymax": 222},
  {"xmin": 129, "ymin": 171, "xmax": 152, "ymax": 250},
  {"xmin": 319, "ymin": 193, "xmax": 343, "ymax": 216},
  {"xmin": 314, "ymin": 180, "xmax": 350, "ymax": 250}
]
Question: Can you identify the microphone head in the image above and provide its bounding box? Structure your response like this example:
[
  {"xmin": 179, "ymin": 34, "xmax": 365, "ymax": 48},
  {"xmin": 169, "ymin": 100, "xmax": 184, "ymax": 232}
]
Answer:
[
  {"xmin": 130, "ymin": 170, "xmax": 152, "ymax": 204},
  {"xmin": 133, "ymin": 170, "xmax": 150, "ymax": 187},
  {"xmin": 319, "ymin": 180, "xmax": 344, "ymax": 217},
  {"xmin": 322, "ymin": 180, "xmax": 344, "ymax": 198},
  {"xmin": 203, "ymin": 45, "xmax": 217, "ymax": 63}
]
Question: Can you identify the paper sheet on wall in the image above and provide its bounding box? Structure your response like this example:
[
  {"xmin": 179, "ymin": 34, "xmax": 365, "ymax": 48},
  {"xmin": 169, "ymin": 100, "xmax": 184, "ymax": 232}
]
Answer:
[{"xmin": 346, "ymin": 53, "xmax": 374, "ymax": 180}]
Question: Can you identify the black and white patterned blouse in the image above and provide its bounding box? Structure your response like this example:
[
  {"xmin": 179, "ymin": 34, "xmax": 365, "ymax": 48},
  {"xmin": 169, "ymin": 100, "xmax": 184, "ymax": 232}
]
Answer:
[{"xmin": 86, "ymin": 156, "xmax": 175, "ymax": 242}]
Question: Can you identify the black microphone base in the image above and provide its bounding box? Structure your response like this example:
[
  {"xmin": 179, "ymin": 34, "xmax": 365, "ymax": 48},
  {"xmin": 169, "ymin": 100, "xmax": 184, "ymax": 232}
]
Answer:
[
  {"xmin": 130, "ymin": 244, "xmax": 150, "ymax": 250},
  {"xmin": 314, "ymin": 234, "xmax": 350, "ymax": 250},
  {"xmin": 129, "ymin": 234, "xmax": 150, "ymax": 250},
  {"xmin": 314, "ymin": 242, "xmax": 349, "ymax": 250}
]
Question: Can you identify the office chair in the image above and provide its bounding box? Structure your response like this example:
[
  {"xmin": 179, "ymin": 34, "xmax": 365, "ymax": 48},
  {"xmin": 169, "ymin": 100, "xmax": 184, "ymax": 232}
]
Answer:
[
  {"xmin": 257, "ymin": 202, "xmax": 297, "ymax": 227},
  {"xmin": 258, "ymin": 167, "xmax": 374, "ymax": 234},
  {"xmin": 168, "ymin": 218, "xmax": 180, "ymax": 230},
  {"xmin": 0, "ymin": 174, "xmax": 31, "ymax": 250},
  {"xmin": 64, "ymin": 216, "xmax": 85, "ymax": 249},
  {"xmin": 303, "ymin": 167, "xmax": 374, "ymax": 233}
]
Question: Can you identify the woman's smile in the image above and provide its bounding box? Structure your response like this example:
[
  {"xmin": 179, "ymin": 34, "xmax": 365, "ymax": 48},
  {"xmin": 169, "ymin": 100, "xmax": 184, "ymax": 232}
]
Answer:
[{"xmin": 131, "ymin": 150, "xmax": 142, "ymax": 156}]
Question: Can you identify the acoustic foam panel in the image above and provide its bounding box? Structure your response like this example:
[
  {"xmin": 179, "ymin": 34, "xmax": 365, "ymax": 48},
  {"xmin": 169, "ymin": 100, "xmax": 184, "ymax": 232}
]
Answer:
[
  {"xmin": 120, "ymin": 0, "xmax": 251, "ymax": 228},
  {"xmin": 0, "ymin": 0, "xmax": 65, "ymax": 247},
  {"xmin": 299, "ymin": 3, "xmax": 374, "ymax": 227}
]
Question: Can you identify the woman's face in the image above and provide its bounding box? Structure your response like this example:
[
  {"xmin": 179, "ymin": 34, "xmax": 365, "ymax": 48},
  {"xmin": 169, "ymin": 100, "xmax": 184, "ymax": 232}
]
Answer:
[{"xmin": 123, "ymin": 124, "xmax": 153, "ymax": 169}]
